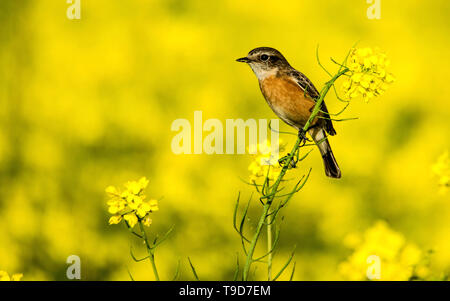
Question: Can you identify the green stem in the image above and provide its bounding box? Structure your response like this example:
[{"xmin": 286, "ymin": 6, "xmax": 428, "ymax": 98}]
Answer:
[
  {"xmin": 242, "ymin": 202, "xmax": 271, "ymax": 281},
  {"xmin": 267, "ymin": 210, "xmax": 273, "ymax": 280},
  {"xmin": 242, "ymin": 67, "xmax": 349, "ymax": 281},
  {"xmin": 138, "ymin": 221, "xmax": 160, "ymax": 281}
]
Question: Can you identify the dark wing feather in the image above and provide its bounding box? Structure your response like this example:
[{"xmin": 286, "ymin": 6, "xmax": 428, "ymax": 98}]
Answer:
[{"xmin": 289, "ymin": 70, "xmax": 336, "ymax": 136}]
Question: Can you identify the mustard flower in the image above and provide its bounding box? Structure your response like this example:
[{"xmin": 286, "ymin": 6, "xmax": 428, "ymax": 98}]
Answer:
[
  {"xmin": 342, "ymin": 47, "xmax": 395, "ymax": 102},
  {"xmin": 105, "ymin": 177, "xmax": 159, "ymax": 228},
  {"xmin": 123, "ymin": 213, "xmax": 138, "ymax": 228},
  {"xmin": 108, "ymin": 215, "xmax": 122, "ymax": 225},
  {"xmin": 0, "ymin": 271, "xmax": 23, "ymax": 281},
  {"xmin": 339, "ymin": 221, "xmax": 429, "ymax": 281},
  {"xmin": 248, "ymin": 140, "xmax": 284, "ymax": 182},
  {"xmin": 142, "ymin": 215, "xmax": 152, "ymax": 227}
]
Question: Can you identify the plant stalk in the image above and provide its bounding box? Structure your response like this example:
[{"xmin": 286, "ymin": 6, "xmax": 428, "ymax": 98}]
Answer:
[
  {"xmin": 267, "ymin": 210, "xmax": 273, "ymax": 280},
  {"xmin": 139, "ymin": 220, "xmax": 160, "ymax": 281}
]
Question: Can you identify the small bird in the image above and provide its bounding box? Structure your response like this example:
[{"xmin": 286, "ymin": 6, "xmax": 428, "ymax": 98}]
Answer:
[{"xmin": 237, "ymin": 47, "xmax": 341, "ymax": 178}]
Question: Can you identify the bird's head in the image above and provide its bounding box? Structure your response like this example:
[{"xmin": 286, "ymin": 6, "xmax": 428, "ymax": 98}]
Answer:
[{"xmin": 236, "ymin": 47, "xmax": 290, "ymax": 80}]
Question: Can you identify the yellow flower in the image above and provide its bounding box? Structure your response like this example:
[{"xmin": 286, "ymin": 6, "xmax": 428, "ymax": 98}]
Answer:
[
  {"xmin": 339, "ymin": 221, "xmax": 429, "ymax": 281},
  {"xmin": 124, "ymin": 181, "xmax": 141, "ymax": 195},
  {"xmin": 136, "ymin": 202, "xmax": 151, "ymax": 218},
  {"xmin": 342, "ymin": 47, "xmax": 395, "ymax": 102},
  {"xmin": 148, "ymin": 199, "xmax": 159, "ymax": 212},
  {"xmin": 248, "ymin": 139, "xmax": 285, "ymax": 183},
  {"xmin": 248, "ymin": 161, "xmax": 262, "ymax": 177},
  {"xmin": 142, "ymin": 216, "xmax": 152, "ymax": 227},
  {"xmin": 105, "ymin": 185, "xmax": 119, "ymax": 196},
  {"xmin": 108, "ymin": 215, "xmax": 122, "ymax": 225},
  {"xmin": 123, "ymin": 213, "xmax": 138, "ymax": 228},
  {"xmin": 120, "ymin": 190, "xmax": 132, "ymax": 199},
  {"xmin": 127, "ymin": 194, "xmax": 144, "ymax": 210},
  {"xmin": 107, "ymin": 199, "xmax": 126, "ymax": 214},
  {"xmin": 105, "ymin": 177, "xmax": 158, "ymax": 227},
  {"xmin": 248, "ymin": 157, "xmax": 279, "ymax": 182},
  {"xmin": 124, "ymin": 177, "xmax": 149, "ymax": 195},
  {"xmin": 135, "ymin": 199, "xmax": 159, "ymax": 218},
  {"xmin": 138, "ymin": 177, "xmax": 149, "ymax": 188},
  {"xmin": 0, "ymin": 271, "xmax": 23, "ymax": 281}
]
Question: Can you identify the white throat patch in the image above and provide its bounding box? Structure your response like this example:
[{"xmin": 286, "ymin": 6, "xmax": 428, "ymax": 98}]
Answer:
[{"xmin": 249, "ymin": 63, "xmax": 278, "ymax": 81}]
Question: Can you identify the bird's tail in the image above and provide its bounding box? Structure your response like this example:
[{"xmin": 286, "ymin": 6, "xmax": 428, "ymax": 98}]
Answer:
[{"xmin": 308, "ymin": 127, "xmax": 341, "ymax": 179}]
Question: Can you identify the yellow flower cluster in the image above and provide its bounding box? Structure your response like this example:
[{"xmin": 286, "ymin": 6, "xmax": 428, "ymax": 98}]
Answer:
[
  {"xmin": 248, "ymin": 140, "xmax": 283, "ymax": 182},
  {"xmin": 432, "ymin": 151, "xmax": 449, "ymax": 193},
  {"xmin": 0, "ymin": 270, "xmax": 23, "ymax": 281},
  {"xmin": 339, "ymin": 221, "xmax": 429, "ymax": 281},
  {"xmin": 105, "ymin": 177, "xmax": 159, "ymax": 228},
  {"xmin": 342, "ymin": 47, "xmax": 395, "ymax": 102}
]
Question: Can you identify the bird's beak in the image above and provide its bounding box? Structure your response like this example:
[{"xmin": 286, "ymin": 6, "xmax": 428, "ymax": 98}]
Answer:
[{"xmin": 236, "ymin": 56, "xmax": 251, "ymax": 63}]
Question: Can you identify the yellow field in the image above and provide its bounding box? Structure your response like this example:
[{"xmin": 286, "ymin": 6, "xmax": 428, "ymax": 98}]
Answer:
[{"xmin": 0, "ymin": 0, "xmax": 449, "ymax": 280}]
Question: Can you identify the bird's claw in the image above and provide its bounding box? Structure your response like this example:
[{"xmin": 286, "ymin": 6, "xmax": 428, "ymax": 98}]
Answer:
[
  {"xmin": 298, "ymin": 129, "xmax": 311, "ymax": 142},
  {"xmin": 278, "ymin": 153, "xmax": 297, "ymax": 168}
]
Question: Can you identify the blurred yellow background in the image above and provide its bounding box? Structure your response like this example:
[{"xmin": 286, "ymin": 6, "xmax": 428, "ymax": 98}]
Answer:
[{"xmin": 0, "ymin": 0, "xmax": 449, "ymax": 280}]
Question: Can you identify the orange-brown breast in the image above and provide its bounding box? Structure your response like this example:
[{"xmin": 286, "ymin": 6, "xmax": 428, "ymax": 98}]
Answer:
[{"xmin": 259, "ymin": 75, "xmax": 319, "ymax": 130}]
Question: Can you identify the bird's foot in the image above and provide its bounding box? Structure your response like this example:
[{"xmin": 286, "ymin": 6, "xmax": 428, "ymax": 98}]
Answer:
[
  {"xmin": 278, "ymin": 153, "xmax": 297, "ymax": 169},
  {"xmin": 298, "ymin": 129, "xmax": 311, "ymax": 142}
]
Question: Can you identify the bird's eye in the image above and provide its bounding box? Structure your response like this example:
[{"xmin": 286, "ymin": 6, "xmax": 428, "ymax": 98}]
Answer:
[{"xmin": 260, "ymin": 54, "xmax": 269, "ymax": 61}]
